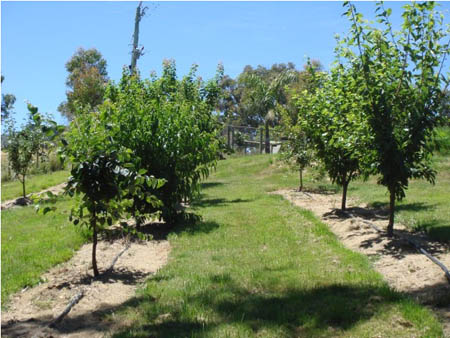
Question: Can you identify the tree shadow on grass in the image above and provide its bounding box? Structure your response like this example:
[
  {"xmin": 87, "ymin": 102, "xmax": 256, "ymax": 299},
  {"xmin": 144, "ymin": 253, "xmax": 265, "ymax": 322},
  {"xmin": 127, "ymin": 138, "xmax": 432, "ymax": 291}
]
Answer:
[
  {"xmin": 135, "ymin": 219, "xmax": 221, "ymax": 241},
  {"xmin": 3, "ymin": 274, "xmax": 446, "ymax": 338},
  {"xmin": 191, "ymin": 197, "xmax": 252, "ymax": 208},
  {"xmin": 107, "ymin": 277, "xmax": 409, "ymax": 337},
  {"xmin": 369, "ymin": 201, "xmax": 434, "ymax": 213},
  {"xmin": 200, "ymin": 181, "xmax": 225, "ymax": 190}
]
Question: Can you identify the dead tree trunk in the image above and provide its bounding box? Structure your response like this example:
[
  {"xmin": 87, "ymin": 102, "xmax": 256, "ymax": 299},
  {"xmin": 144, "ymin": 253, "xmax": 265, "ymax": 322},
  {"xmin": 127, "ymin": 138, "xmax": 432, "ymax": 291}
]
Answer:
[{"xmin": 130, "ymin": 2, "xmax": 146, "ymax": 74}]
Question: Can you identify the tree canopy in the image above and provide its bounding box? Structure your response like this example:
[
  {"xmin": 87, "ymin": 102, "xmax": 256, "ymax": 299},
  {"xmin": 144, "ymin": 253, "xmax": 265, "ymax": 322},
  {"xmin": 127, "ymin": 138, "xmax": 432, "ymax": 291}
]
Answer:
[{"xmin": 58, "ymin": 48, "xmax": 108, "ymax": 120}]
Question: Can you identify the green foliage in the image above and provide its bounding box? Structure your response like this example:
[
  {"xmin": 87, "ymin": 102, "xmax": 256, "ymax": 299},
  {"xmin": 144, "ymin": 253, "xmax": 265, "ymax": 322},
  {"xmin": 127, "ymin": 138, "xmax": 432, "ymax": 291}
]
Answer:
[
  {"xmin": 58, "ymin": 47, "xmax": 108, "ymax": 121},
  {"xmin": 433, "ymin": 126, "xmax": 450, "ymax": 155},
  {"xmin": 239, "ymin": 69, "xmax": 297, "ymax": 153},
  {"xmin": 341, "ymin": 1, "xmax": 450, "ymax": 235},
  {"xmin": 101, "ymin": 60, "xmax": 223, "ymax": 224},
  {"xmin": 40, "ymin": 60, "xmax": 222, "ymax": 276},
  {"xmin": 293, "ymin": 62, "xmax": 371, "ymax": 210},
  {"xmin": 7, "ymin": 104, "xmax": 49, "ymax": 198},
  {"xmin": 61, "ymin": 108, "xmax": 164, "ymax": 276}
]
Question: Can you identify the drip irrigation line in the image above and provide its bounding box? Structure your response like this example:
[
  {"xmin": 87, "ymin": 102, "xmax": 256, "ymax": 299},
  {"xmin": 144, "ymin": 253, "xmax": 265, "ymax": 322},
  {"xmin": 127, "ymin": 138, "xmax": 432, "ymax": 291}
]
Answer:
[
  {"xmin": 48, "ymin": 290, "xmax": 84, "ymax": 328},
  {"xmin": 345, "ymin": 211, "xmax": 450, "ymax": 284}
]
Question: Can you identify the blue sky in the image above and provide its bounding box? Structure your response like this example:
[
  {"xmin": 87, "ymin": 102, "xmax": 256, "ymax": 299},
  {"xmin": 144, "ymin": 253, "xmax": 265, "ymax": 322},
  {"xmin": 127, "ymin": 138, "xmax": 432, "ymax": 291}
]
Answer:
[{"xmin": 2, "ymin": 1, "xmax": 450, "ymax": 126}]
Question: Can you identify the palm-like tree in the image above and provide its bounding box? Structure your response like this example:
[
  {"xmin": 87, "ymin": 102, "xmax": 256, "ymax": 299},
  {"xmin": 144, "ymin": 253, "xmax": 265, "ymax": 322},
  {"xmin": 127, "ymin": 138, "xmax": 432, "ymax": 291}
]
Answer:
[{"xmin": 239, "ymin": 71, "xmax": 297, "ymax": 153}]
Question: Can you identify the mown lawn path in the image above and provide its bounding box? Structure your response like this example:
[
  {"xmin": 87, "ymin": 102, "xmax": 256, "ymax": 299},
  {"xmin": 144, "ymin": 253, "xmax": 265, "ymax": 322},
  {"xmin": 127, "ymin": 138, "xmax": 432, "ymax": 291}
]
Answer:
[{"xmin": 110, "ymin": 155, "xmax": 443, "ymax": 337}]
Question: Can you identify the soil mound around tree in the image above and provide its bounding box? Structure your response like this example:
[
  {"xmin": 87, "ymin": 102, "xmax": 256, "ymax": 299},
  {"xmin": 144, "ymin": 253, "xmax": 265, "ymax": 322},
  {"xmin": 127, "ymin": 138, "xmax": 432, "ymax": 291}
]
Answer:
[
  {"xmin": 273, "ymin": 189, "xmax": 450, "ymax": 336},
  {"xmin": 1, "ymin": 183, "xmax": 67, "ymax": 210},
  {"xmin": 1, "ymin": 238, "xmax": 171, "ymax": 338}
]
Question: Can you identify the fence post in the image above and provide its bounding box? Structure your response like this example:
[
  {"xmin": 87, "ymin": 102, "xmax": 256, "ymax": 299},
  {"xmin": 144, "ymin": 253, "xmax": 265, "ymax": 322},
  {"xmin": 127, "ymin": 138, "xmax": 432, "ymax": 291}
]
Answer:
[{"xmin": 231, "ymin": 126, "xmax": 235, "ymax": 151}]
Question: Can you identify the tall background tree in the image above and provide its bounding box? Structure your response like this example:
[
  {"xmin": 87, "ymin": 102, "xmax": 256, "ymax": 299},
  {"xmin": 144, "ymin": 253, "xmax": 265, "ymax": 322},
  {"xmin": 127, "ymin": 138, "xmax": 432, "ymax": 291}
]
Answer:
[
  {"xmin": 1, "ymin": 76, "xmax": 16, "ymax": 122},
  {"xmin": 238, "ymin": 66, "xmax": 297, "ymax": 153},
  {"xmin": 58, "ymin": 48, "xmax": 108, "ymax": 120}
]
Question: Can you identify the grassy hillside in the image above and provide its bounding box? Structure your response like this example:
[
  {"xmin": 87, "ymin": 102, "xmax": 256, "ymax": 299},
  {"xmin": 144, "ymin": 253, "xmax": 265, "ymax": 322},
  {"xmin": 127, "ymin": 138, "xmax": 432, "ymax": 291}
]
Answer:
[{"xmin": 109, "ymin": 155, "xmax": 443, "ymax": 337}]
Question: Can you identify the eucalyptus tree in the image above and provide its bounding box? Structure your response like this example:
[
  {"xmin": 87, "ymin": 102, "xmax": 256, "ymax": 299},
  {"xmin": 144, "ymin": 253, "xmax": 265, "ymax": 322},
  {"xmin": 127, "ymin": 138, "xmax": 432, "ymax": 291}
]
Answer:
[
  {"xmin": 58, "ymin": 48, "xmax": 108, "ymax": 120},
  {"xmin": 341, "ymin": 1, "xmax": 450, "ymax": 236},
  {"xmin": 1, "ymin": 76, "xmax": 16, "ymax": 122}
]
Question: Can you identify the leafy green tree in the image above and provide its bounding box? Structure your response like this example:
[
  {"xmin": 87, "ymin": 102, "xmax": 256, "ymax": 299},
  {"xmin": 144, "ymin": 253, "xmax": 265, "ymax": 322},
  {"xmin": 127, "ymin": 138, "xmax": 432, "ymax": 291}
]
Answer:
[
  {"xmin": 239, "ymin": 70, "xmax": 297, "ymax": 153},
  {"xmin": 342, "ymin": 1, "xmax": 450, "ymax": 236},
  {"xmin": 103, "ymin": 60, "xmax": 222, "ymax": 225},
  {"xmin": 58, "ymin": 48, "xmax": 108, "ymax": 120},
  {"xmin": 63, "ymin": 111, "xmax": 164, "ymax": 276},
  {"xmin": 1, "ymin": 75, "xmax": 16, "ymax": 123},
  {"xmin": 8, "ymin": 104, "xmax": 45, "ymax": 199},
  {"xmin": 294, "ymin": 63, "xmax": 371, "ymax": 211},
  {"xmin": 279, "ymin": 61, "xmax": 324, "ymax": 191},
  {"xmin": 216, "ymin": 75, "xmax": 244, "ymax": 125}
]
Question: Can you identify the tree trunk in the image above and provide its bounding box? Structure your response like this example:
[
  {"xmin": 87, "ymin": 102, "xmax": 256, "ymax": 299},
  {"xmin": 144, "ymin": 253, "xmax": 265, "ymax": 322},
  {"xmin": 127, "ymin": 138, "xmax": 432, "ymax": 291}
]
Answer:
[
  {"xmin": 341, "ymin": 180, "xmax": 349, "ymax": 211},
  {"xmin": 22, "ymin": 175, "xmax": 26, "ymax": 198},
  {"xmin": 387, "ymin": 186, "xmax": 395, "ymax": 237},
  {"xmin": 298, "ymin": 168, "xmax": 303, "ymax": 192},
  {"xmin": 130, "ymin": 2, "xmax": 143, "ymax": 73},
  {"xmin": 259, "ymin": 127, "xmax": 264, "ymax": 154},
  {"xmin": 91, "ymin": 211, "xmax": 99, "ymax": 277},
  {"xmin": 265, "ymin": 121, "xmax": 270, "ymax": 154}
]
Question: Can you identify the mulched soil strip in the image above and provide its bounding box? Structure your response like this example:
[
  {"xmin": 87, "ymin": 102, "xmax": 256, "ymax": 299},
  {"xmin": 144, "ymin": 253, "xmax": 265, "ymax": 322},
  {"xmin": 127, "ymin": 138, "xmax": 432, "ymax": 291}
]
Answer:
[
  {"xmin": 48, "ymin": 291, "xmax": 84, "ymax": 328},
  {"xmin": 345, "ymin": 210, "xmax": 450, "ymax": 284}
]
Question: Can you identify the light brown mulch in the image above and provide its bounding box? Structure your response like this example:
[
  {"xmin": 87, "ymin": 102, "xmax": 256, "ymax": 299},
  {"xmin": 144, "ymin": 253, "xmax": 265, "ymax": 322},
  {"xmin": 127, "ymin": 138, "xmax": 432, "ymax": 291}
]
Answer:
[
  {"xmin": 273, "ymin": 189, "xmax": 450, "ymax": 336},
  {"xmin": 1, "ymin": 238, "xmax": 171, "ymax": 338}
]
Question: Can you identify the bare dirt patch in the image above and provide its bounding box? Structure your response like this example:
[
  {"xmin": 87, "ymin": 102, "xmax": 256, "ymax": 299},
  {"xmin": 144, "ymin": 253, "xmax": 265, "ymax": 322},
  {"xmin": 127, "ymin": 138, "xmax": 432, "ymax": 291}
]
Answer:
[
  {"xmin": 273, "ymin": 189, "xmax": 450, "ymax": 336},
  {"xmin": 1, "ymin": 238, "xmax": 171, "ymax": 338},
  {"xmin": 1, "ymin": 183, "xmax": 67, "ymax": 210}
]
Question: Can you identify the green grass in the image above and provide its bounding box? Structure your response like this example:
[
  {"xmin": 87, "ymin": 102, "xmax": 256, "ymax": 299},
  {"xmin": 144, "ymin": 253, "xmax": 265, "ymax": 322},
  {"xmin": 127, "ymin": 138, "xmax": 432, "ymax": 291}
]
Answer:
[
  {"xmin": 1, "ymin": 169, "xmax": 70, "ymax": 202},
  {"xmin": 347, "ymin": 154, "xmax": 450, "ymax": 241},
  {"xmin": 1, "ymin": 196, "xmax": 87, "ymax": 307},
  {"xmin": 109, "ymin": 155, "xmax": 443, "ymax": 337}
]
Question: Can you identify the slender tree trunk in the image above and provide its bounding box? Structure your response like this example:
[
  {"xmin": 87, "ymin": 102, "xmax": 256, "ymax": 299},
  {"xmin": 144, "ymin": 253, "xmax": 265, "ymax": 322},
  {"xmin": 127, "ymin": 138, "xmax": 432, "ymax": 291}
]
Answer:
[
  {"xmin": 298, "ymin": 168, "xmax": 303, "ymax": 192},
  {"xmin": 265, "ymin": 121, "xmax": 270, "ymax": 154},
  {"xmin": 259, "ymin": 127, "xmax": 264, "ymax": 154},
  {"xmin": 387, "ymin": 186, "xmax": 395, "ymax": 237},
  {"xmin": 341, "ymin": 180, "xmax": 349, "ymax": 211},
  {"xmin": 36, "ymin": 152, "xmax": 39, "ymax": 168},
  {"xmin": 91, "ymin": 210, "xmax": 99, "ymax": 277},
  {"xmin": 22, "ymin": 175, "xmax": 26, "ymax": 199}
]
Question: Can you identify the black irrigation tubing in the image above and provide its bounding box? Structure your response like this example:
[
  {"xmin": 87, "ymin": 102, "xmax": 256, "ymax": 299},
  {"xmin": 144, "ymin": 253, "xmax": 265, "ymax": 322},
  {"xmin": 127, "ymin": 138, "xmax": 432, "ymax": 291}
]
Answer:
[
  {"xmin": 104, "ymin": 243, "xmax": 131, "ymax": 274},
  {"xmin": 48, "ymin": 290, "xmax": 84, "ymax": 328},
  {"xmin": 346, "ymin": 211, "xmax": 450, "ymax": 284},
  {"xmin": 301, "ymin": 191, "xmax": 314, "ymax": 199},
  {"xmin": 48, "ymin": 243, "xmax": 131, "ymax": 327}
]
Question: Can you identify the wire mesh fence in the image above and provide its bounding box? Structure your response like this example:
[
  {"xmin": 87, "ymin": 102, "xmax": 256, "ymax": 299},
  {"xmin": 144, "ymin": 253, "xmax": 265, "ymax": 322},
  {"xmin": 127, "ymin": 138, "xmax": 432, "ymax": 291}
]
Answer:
[{"xmin": 221, "ymin": 125, "xmax": 285, "ymax": 155}]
